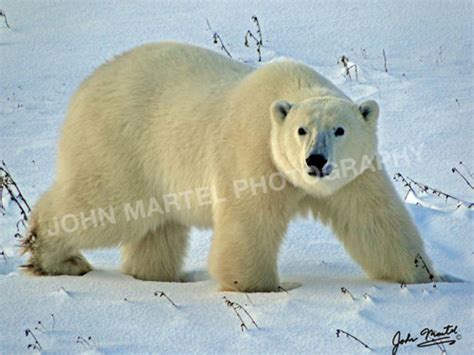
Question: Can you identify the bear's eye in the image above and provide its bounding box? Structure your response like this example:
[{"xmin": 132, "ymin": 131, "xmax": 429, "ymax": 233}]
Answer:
[
  {"xmin": 298, "ymin": 127, "xmax": 307, "ymax": 136},
  {"xmin": 334, "ymin": 127, "xmax": 345, "ymax": 137}
]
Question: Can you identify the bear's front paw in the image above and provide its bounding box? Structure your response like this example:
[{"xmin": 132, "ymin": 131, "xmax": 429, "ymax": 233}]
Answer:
[{"xmin": 209, "ymin": 250, "xmax": 280, "ymax": 292}]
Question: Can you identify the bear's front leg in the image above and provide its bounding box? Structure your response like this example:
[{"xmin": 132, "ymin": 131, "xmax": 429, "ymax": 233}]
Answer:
[
  {"xmin": 319, "ymin": 166, "xmax": 438, "ymax": 284},
  {"xmin": 209, "ymin": 203, "xmax": 290, "ymax": 292}
]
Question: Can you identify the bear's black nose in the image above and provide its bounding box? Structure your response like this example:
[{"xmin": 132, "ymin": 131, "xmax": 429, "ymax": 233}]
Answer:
[{"xmin": 306, "ymin": 154, "xmax": 328, "ymax": 176}]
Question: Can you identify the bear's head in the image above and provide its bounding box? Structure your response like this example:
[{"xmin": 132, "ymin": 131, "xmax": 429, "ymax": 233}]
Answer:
[{"xmin": 270, "ymin": 97, "xmax": 379, "ymax": 197}]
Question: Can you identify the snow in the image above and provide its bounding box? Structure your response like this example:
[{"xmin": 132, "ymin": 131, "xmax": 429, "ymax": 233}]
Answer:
[{"xmin": 1, "ymin": 0, "xmax": 473, "ymax": 353}]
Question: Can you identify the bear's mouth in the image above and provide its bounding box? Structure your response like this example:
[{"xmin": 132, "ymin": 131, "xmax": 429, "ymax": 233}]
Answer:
[
  {"xmin": 308, "ymin": 169, "xmax": 326, "ymax": 178},
  {"xmin": 308, "ymin": 165, "xmax": 333, "ymax": 178}
]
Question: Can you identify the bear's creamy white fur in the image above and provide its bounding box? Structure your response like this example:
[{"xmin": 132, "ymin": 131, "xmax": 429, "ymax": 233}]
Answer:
[{"xmin": 24, "ymin": 42, "xmax": 437, "ymax": 291}]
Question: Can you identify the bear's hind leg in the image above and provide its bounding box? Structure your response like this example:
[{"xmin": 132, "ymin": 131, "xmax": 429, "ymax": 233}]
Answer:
[{"xmin": 121, "ymin": 223, "xmax": 189, "ymax": 282}]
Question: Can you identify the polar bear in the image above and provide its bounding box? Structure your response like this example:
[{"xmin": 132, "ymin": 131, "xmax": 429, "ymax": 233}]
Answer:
[{"xmin": 23, "ymin": 42, "xmax": 437, "ymax": 292}]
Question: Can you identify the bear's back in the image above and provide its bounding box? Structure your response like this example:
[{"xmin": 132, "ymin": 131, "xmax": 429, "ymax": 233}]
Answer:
[{"xmin": 80, "ymin": 42, "xmax": 253, "ymax": 97}]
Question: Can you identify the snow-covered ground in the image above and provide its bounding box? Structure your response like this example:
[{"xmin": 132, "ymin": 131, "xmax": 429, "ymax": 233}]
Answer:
[{"xmin": 1, "ymin": 1, "xmax": 473, "ymax": 353}]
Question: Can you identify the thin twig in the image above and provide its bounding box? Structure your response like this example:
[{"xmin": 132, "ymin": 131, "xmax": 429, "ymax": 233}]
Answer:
[
  {"xmin": 154, "ymin": 291, "xmax": 178, "ymax": 308},
  {"xmin": 1, "ymin": 177, "xmax": 29, "ymax": 220},
  {"xmin": 244, "ymin": 16, "xmax": 264, "ymax": 62},
  {"xmin": 76, "ymin": 335, "xmax": 99, "ymax": 349},
  {"xmin": 36, "ymin": 321, "xmax": 47, "ymax": 333},
  {"xmin": 244, "ymin": 31, "xmax": 260, "ymax": 46},
  {"xmin": 1, "ymin": 162, "xmax": 32, "ymax": 240},
  {"xmin": 336, "ymin": 329, "xmax": 371, "ymax": 350},
  {"xmin": 245, "ymin": 293, "xmax": 254, "ymax": 305},
  {"xmin": 406, "ymin": 175, "xmax": 473, "ymax": 209},
  {"xmin": 0, "ymin": 161, "xmax": 31, "ymax": 234},
  {"xmin": 338, "ymin": 55, "xmax": 358, "ymax": 81},
  {"xmin": 394, "ymin": 172, "xmax": 473, "ymax": 209},
  {"xmin": 1, "ymin": 161, "xmax": 31, "ymax": 212},
  {"xmin": 76, "ymin": 336, "xmax": 90, "ymax": 346},
  {"xmin": 414, "ymin": 253, "xmax": 437, "ymax": 288},
  {"xmin": 76, "ymin": 335, "xmax": 95, "ymax": 350},
  {"xmin": 459, "ymin": 161, "xmax": 473, "ymax": 178},
  {"xmin": 205, "ymin": 18, "xmax": 232, "ymax": 59},
  {"xmin": 340, "ymin": 287, "xmax": 356, "ymax": 301},
  {"xmin": 223, "ymin": 296, "xmax": 258, "ymax": 331},
  {"xmin": 393, "ymin": 173, "xmax": 417, "ymax": 201},
  {"xmin": 452, "ymin": 166, "xmax": 473, "ymax": 189},
  {"xmin": 383, "ymin": 49, "xmax": 388, "ymax": 72},
  {"xmin": 244, "ymin": 31, "xmax": 261, "ymax": 62},
  {"xmin": 227, "ymin": 302, "xmax": 248, "ymax": 331},
  {"xmin": 0, "ymin": 9, "xmax": 10, "ymax": 29},
  {"xmin": 251, "ymin": 15, "xmax": 263, "ymax": 45},
  {"xmin": 25, "ymin": 329, "xmax": 43, "ymax": 351}
]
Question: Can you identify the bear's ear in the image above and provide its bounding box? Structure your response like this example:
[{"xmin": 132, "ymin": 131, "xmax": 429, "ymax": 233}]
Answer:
[
  {"xmin": 359, "ymin": 100, "xmax": 379, "ymax": 123},
  {"xmin": 271, "ymin": 100, "xmax": 293, "ymax": 124}
]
